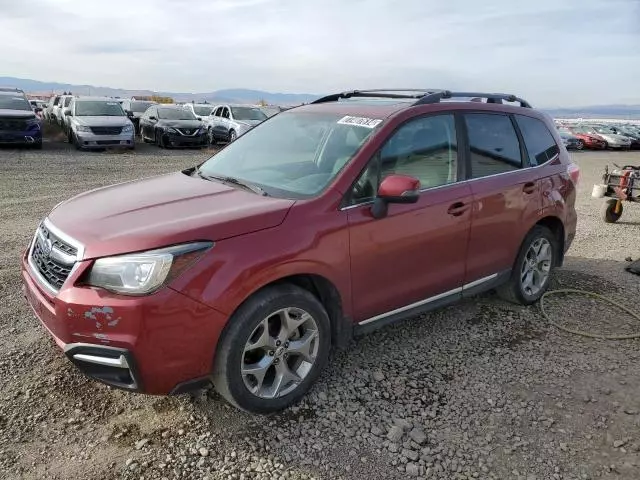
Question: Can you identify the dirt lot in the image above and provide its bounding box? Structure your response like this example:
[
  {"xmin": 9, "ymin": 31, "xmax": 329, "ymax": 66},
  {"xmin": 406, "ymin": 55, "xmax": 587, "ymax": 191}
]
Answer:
[{"xmin": 1, "ymin": 142, "xmax": 639, "ymax": 480}]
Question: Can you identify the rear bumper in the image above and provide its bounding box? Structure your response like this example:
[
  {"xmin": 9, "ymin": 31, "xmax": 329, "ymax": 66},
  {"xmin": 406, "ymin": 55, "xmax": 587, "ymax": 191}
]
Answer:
[{"xmin": 21, "ymin": 251, "xmax": 228, "ymax": 395}]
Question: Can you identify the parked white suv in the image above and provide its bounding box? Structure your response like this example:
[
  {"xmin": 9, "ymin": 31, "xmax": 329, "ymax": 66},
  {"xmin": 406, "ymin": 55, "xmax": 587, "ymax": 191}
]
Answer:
[
  {"xmin": 183, "ymin": 103, "xmax": 214, "ymax": 120},
  {"xmin": 205, "ymin": 104, "xmax": 268, "ymax": 144}
]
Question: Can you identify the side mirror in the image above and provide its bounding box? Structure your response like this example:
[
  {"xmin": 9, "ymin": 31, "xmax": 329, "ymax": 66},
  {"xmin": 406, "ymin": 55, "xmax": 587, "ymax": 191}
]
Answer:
[
  {"xmin": 126, "ymin": 110, "xmax": 134, "ymax": 117},
  {"xmin": 371, "ymin": 174, "xmax": 421, "ymax": 219},
  {"xmin": 63, "ymin": 108, "xmax": 71, "ymax": 116},
  {"xmin": 149, "ymin": 116, "xmax": 157, "ymax": 121},
  {"xmin": 34, "ymin": 107, "xmax": 43, "ymax": 113}
]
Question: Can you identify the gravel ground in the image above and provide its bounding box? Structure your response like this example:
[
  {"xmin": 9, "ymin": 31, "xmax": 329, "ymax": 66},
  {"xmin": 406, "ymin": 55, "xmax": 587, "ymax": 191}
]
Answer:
[{"xmin": 1, "ymin": 141, "xmax": 640, "ymax": 480}]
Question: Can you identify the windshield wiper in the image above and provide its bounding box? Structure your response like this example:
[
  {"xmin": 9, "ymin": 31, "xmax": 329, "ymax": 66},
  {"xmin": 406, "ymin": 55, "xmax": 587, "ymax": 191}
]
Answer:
[{"xmin": 196, "ymin": 169, "xmax": 268, "ymax": 196}]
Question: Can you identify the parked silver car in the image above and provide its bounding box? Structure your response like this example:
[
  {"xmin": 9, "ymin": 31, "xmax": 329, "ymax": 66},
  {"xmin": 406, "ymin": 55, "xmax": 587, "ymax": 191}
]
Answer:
[
  {"xmin": 65, "ymin": 97, "xmax": 135, "ymax": 150},
  {"xmin": 582, "ymin": 125, "xmax": 632, "ymax": 150},
  {"xmin": 205, "ymin": 104, "xmax": 268, "ymax": 144}
]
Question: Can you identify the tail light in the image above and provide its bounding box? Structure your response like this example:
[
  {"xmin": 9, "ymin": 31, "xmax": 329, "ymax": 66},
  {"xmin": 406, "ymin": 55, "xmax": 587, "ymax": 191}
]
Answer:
[{"xmin": 567, "ymin": 162, "xmax": 580, "ymax": 185}]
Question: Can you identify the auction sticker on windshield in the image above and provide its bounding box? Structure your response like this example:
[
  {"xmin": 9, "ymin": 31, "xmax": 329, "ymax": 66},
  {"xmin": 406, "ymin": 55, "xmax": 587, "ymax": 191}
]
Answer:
[{"xmin": 337, "ymin": 115, "xmax": 382, "ymax": 128}]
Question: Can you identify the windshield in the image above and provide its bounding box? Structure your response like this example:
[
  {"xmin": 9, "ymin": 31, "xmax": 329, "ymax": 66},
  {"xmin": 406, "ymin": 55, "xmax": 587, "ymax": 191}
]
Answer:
[
  {"xmin": 198, "ymin": 111, "xmax": 377, "ymax": 198},
  {"xmin": 231, "ymin": 106, "xmax": 268, "ymax": 121},
  {"xmin": 594, "ymin": 126, "xmax": 614, "ymax": 134},
  {"xmin": 193, "ymin": 106, "xmax": 213, "ymax": 116},
  {"xmin": 75, "ymin": 100, "xmax": 125, "ymax": 116},
  {"xmin": 158, "ymin": 108, "xmax": 196, "ymax": 120},
  {"xmin": 131, "ymin": 101, "xmax": 155, "ymax": 113},
  {"xmin": 0, "ymin": 95, "xmax": 32, "ymax": 111}
]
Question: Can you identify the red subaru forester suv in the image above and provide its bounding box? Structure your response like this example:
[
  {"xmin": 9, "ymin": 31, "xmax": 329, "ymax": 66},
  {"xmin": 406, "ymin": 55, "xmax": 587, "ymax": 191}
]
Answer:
[{"xmin": 22, "ymin": 89, "xmax": 579, "ymax": 413}]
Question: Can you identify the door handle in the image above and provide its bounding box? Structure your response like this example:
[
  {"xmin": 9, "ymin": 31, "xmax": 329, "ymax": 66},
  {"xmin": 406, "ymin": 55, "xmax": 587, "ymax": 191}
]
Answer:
[
  {"xmin": 523, "ymin": 182, "xmax": 536, "ymax": 194},
  {"xmin": 447, "ymin": 202, "xmax": 470, "ymax": 216}
]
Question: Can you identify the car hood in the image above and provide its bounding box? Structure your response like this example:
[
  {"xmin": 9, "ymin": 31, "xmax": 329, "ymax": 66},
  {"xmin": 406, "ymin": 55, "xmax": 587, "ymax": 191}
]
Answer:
[
  {"xmin": 0, "ymin": 109, "xmax": 36, "ymax": 119},
  {"xmin": 73, "ymin": 116, "xmax": 131, "ymax": 127},
  {"xmin": 48, "ymin": 171, "xmax": 295, "ymax": 259},
  {"xmin": 157, "ymin": 119, "xmax": 203, "ymax": 128}
]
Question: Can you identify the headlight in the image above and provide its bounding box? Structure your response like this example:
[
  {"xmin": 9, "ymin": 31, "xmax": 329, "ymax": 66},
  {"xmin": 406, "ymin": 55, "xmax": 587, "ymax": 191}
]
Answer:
[
  {"xmin": 122, "ymin": 124, "xmax": 133, "ymax": 133},
  {"xmin": 76, "ymin": 125, "xmax": 91, "ymax": 133},
  {"xmin": 85, "ymin": 242, "xmax": 213, "ymax": 295},
  {"xmin": 165, "ymin": 127, "xmax": 178, "ymax": 134}
]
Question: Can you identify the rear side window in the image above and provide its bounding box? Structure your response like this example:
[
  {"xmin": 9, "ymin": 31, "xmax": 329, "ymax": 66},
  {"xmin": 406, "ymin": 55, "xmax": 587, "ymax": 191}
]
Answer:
[
  {"xmin": 464, "ymin": 113, "xmax": 522, "ymax": 178},
  {"xmin": 514, "ymin": 115, "xmax": 560, "ymax": 166}
]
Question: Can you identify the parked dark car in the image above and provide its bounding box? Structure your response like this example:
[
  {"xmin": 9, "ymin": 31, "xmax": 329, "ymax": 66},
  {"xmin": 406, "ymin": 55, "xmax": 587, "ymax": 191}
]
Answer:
[
  {"xmin": 139, "ymin": 105, "xmax": 208, "ymax": 148},
  {"xmin": 121, "ymin": 99, "xmax": 157, "ymax": 135},
  {"xmin": 0, "ymin": 89, "xmax": 42, "ymax": 148},
  {"xmin": 558, "ymin": 129, "xmax": 581, "ymax": 150},
  {"xmin": 22, "ymin": 89, "xmax": 579, "ymax": 413}
]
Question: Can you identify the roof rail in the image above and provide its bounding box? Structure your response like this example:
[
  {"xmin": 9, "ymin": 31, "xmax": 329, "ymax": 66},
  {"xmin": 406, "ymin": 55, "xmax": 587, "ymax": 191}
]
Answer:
[
  {"xmin": 311, "ymin": 89, "xmax": 441, "ymax": 104},
  {"xmin": 413, "ymin": 91, "xmax": 532, "ymax": 108},
  {"xmin": 310, "ymin": 89, "xmax": 532, "ymax": 108}
]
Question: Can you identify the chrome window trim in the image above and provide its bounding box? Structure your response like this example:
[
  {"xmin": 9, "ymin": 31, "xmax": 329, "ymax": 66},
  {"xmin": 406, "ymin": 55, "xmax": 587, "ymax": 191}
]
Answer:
[{"xmin": 357, "ymin": 273, "xmax": 498, "ymax": 326}]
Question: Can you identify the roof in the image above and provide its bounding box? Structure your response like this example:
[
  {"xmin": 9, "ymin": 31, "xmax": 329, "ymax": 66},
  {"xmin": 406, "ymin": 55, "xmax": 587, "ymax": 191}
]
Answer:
[
  {"xmin": 293, "ymin": 99, "xmax": 413, "ymax": 119},
  {"xmin": 75, "ymin": 96, "xmax": 120, "ymax": 102}
]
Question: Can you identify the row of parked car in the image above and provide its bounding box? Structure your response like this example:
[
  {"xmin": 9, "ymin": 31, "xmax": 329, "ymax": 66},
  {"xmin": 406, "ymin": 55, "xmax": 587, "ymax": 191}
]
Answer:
[
  {"xmin": 556, "ymin": 121, "xmax": 640, "ymax": 150},
  {"xmin": 40, "ymin": 94, "xmax": 278, "ymax": 150}
]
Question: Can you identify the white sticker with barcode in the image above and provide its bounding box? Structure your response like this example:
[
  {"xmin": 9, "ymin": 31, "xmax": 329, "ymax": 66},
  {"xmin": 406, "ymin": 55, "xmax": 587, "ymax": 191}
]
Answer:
[{"xmin": 337, "ymin": 115, "xmax": 382, "ymax": 128}]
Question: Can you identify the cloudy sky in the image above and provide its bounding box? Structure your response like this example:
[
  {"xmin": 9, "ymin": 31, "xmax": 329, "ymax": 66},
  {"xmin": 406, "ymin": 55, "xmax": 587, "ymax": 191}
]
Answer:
[{"xmin": 1, "ymin": 0, "xmax": 638, "ymax": 106}]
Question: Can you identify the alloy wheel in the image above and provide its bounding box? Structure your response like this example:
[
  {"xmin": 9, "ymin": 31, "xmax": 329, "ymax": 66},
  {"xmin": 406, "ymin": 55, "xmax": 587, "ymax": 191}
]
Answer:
[
  {"xmin": 241, "ymin": 307, "xmax": 319, "ymax": 399},
  {"xmin": 520, "ymin": 238, "xmax": 552, "ymax": 296}
]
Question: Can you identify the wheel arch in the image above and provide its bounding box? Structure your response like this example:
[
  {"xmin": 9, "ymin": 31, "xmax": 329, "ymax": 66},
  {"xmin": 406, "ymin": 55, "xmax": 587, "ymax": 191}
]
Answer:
[
  {"xmin": 534, "ymin": 216, "xmax": 565, "ymax": 266},
  {"xmin": 219, "ymin": 272, "xmax": 352, "ymax": 351}
]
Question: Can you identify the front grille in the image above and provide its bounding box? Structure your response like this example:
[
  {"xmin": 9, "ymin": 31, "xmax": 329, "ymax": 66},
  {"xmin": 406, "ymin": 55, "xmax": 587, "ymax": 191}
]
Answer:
[
  {"xmin": 29, "ymin": 223, "xmax": 78, "ymax": 291},
  {"xmin": 0, "ymin": 118, "xmax": 28, "ymax": 131},
  {"xmin": 41, "ymin": 224, "xmax": 77, "ymax": 256},
  {"xmin": 90, "ymin": 126, "xmax": 122, "ymax": 135},
  {"xmin": 176, "ymin": 128, "xmax": 198, "ymax": 136}
]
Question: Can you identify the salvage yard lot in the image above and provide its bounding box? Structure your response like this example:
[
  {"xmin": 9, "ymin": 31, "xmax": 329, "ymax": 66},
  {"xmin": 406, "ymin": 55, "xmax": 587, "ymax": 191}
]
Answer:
[{"xmin": 1, "ymin": 146, "xmax": 640, "ymax": 480}]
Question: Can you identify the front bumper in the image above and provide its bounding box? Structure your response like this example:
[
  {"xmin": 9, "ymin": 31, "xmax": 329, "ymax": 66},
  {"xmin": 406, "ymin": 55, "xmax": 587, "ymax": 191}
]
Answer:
[
  {"xmin": 0, "ymin": 129, "xmax": 42, "ymax": 145},
  {"xmin": 160, "ymin": 131, "xmax": 208, "ymax": 147},
  {"xmin": 21, "ymin": 247, "xmax": 228, "ymax": 395},
  {"xmin": 75, "ymin": 130, "xmax": 134, "ymax": 149}
]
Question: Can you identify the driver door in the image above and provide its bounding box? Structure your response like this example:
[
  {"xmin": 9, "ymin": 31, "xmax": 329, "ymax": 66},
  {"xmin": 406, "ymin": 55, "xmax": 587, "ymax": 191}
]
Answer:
[{"xmin": 345, "ymin": 113, "xmax": 473, "ymax": 324}]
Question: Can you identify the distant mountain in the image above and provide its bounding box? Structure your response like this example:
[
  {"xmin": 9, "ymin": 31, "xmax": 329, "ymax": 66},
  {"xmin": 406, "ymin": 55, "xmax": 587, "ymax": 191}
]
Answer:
[{"xmin": 0, "ymin": 76, "xmax": 320, "ymax": 106}]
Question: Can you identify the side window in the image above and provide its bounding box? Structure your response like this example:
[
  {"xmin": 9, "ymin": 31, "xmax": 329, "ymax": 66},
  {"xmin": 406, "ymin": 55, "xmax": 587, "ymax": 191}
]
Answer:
[
  {"xmin": 514, "ymin": 115, "xmax": 560, "ymax": 166},
  {"xmin": 213, "ymin": 107, "xmax": 221, "ymax": 117},
  {"xmin": 147, "ymin": 106, "xmax": 157, "ymax": 118},
  {"xmin": 349, "ymin": 114, "xmax": 458, "ymax": 204},
  {"xmin": 222, "ymin": 107, "xmax": 230, "ymax": 119},
  {"xmin": 464, "ymin": 113, "xmax": 522, "ymax": 178}
]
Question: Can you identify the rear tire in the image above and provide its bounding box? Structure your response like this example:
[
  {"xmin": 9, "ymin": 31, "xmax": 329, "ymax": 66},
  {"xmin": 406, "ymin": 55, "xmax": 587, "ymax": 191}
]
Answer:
[
  {"xmin": 212, "ymin": 284, "xmax": 331, "ymax": 413},
  {"xmin": 602, "ymin": 198, "xmax": 623, "ymax": 223},
  {"xmin": 496, "ymin": 225, "xmax": 557, "ymax": 305}
]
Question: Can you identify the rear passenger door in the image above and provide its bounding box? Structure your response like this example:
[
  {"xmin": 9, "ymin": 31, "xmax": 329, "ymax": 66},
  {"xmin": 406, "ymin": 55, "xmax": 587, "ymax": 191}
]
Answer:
[{"xmin": 463, "ymin": 112, "xmax": 541, "ymax": 286}]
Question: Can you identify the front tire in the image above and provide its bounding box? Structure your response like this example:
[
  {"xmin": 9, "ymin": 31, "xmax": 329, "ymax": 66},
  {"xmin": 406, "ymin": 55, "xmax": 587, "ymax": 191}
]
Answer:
[
  {"xmin": 602, "ymin": 198, "xmax": 623, "ymax": 223},
  {"xmin": 576, "ymin": 140, "xmax": 584, "ymax": 150},
  {"xmin": 155, "ymin": 129, "xmax": 165, "ymax": 148},
  {"xmin": 208, "ymin": 127, "xmax": 216, "ymax": 145},
  {"xmin": 497, "ymin": 225, "xmax": 557, "ymax": 305},
  {"xmin": 229, "ymin": 130, "xmax": 237, "ymax": 143},
  {"xmin": 213, "ymin": 284, "xmax": 331, "ymax": 414}
]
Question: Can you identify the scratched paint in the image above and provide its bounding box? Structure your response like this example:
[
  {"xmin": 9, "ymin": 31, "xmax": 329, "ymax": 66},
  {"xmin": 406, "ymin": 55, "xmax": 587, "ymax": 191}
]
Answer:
[{"xmin": 83, "ymin": 306, "xmax": 121, "ymax": 329}]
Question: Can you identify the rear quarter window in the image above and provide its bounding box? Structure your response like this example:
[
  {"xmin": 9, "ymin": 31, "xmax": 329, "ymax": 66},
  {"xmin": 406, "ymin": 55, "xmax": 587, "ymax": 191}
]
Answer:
[{"xmin": 515, "ymin": 115, "xmax": 560, "ymax": 166}]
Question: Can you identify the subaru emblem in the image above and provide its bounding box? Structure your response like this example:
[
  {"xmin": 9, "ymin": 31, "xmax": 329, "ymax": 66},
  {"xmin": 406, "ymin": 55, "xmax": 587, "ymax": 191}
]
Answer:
[{"xmin": 41, "ymin": 238, "xmax": 53, "ymax": 257}]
